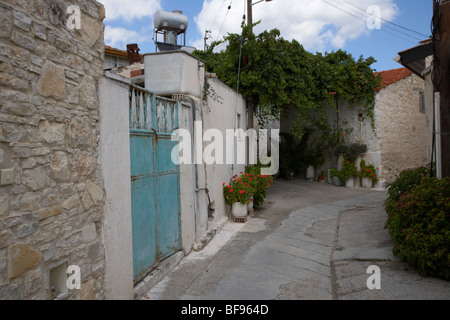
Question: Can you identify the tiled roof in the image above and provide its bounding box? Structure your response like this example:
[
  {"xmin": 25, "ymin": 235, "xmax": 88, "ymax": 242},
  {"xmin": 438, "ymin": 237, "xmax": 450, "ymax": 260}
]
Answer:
[
  {"xmin": 374, "ymin": 68, "xmax": 413, "ymax": 92},
  {"xmin": 105, "ymin": 45, "xmax": 128, "ymax": 58},
  {"xmin": 104, "ymin": 45, "xmax": 144, "ymax": 59}
]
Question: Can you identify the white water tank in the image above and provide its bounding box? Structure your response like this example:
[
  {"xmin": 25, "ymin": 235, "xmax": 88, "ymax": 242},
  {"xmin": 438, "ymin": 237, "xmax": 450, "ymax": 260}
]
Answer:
[{"xmin": 154, "ymin": 10, "xmax": 189, "ymax": 33}]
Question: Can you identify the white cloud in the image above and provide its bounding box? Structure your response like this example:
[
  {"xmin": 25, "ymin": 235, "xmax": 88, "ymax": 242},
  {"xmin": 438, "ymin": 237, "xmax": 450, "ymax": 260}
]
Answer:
[
  {"xmin": 192, "ymin": 0, "xmax": 399, "ymax": 52},
  {"xmin": 98, "ymin": 0, "xmax": 162, "ymax": 22},
  {"xmin": 104, "ymin": 26, "xmax": 150, "ymax": 49}
]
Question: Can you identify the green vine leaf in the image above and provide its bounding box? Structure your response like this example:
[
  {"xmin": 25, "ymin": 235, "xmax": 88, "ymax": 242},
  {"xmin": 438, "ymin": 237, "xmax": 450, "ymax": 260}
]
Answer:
[{"xmin": 193, "ymin": 24, "xmax": 381, "ymax": 138}]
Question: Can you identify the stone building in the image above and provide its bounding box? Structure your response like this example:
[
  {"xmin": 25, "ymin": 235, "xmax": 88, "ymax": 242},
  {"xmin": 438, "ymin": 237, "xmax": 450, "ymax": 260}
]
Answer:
[
  {"xmin": 0, "ymin": 1, "xmax": 252, "ymax": 300},
  {"xmin": 0, "ymin": 0, "xmax": 106, "ymax": 299},
  {"xmin": 324, "ymin": 67, "xmax": 428, "ymax": 186},
  {"xmin": 372, "ymin": 68, "xmax": 428, "ymax": 184},
  {"xmin": 280, "ymin": 67, "xmax": 427, "ymax": 187}
]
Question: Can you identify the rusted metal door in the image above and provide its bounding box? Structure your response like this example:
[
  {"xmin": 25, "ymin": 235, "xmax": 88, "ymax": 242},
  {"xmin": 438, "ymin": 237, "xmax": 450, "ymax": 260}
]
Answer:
[{"xmin": 129, "ymin": 85, "xmax": 181, "ymax": 283}]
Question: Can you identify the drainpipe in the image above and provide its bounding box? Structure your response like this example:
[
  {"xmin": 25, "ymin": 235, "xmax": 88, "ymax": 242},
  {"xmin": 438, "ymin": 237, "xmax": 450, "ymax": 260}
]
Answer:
[
  {"xmin": 194, "ymin": 104, "xmax": 212, "ymax": 220},
  {"xmin": 184, "ymin": 90, "xmax": 213, "ymax": 240}
]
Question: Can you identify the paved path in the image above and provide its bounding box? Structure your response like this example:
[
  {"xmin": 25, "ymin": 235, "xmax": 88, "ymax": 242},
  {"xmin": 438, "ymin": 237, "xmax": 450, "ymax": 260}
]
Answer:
[{"xmin": 143, "ymin": 179, "xmax": 450, "ymax": 300}]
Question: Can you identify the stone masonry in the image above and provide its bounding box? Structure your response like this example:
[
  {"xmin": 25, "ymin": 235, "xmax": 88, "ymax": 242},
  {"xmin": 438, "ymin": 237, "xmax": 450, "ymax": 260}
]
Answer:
[
  {"xmin": 323, "ymin": 70, "xmax": 427, "ymax": 186},
  {"xmin": 375, "ymin": 73, "xmax": 428, "ymax": 184},
  {"xmin": 0, "ymin": 0, "xmax": 106, "ymax": 299}
]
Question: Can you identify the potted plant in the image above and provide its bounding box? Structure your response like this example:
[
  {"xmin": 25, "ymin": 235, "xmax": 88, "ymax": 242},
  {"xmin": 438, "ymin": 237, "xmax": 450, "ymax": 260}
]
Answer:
[
  {"xmin": 317, "ymin": 170, "xmax": 327, "ymax": 183},
  {"xmin": 341, "ymin": 157, "xmax": 358, "ymax": 188},
  {"xmin": 330, "ymin": 168, "xmax": 344, "ymax": 186},
  {"xmin": 240, "ymin": 172, "xmax": 257, "ymax": 212},
  {"xmin": 224, "ymin": 169, "xmax": 274, "ymax": 215},
  {"xmin": 245, "ymin": 165, "xmax": 274, "ymax": 209},
  {"xmin": 305, "ymin": 146, "xmax": 324, "ymax": 181},
  {"xmin": 359, "ymin": 157, "xmax": 378, "ymax": 189},
  {"xmin": 223, "ymin": 175, "xmax": 256, "ymax": 218}
]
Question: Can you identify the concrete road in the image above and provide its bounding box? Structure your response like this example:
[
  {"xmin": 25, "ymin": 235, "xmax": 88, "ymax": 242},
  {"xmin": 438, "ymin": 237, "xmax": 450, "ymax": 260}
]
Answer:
[{"xmin": 143, "ymin": 179, "xmax": 450, "ymax": 300}]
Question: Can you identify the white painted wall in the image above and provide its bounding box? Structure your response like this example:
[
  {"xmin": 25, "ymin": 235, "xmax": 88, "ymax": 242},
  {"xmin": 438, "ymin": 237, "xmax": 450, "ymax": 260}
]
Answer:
[
  {"xmin": 144, "ymin": 51, "xmax": 204, "ymax": 97},
  {"xmin": 98, "ymin": 74, "xmax": 134, "ymax": 300},
  {"xmin": 177, "ymin": 98, "xmax": 197, "ymax": 253},
  {"xmin": 202, "ymin": 76, "xmax": 247, "ymax": 229},
  {"xmin": 144, "ymin": 52, "xmax": 247, "ymax": 253}
]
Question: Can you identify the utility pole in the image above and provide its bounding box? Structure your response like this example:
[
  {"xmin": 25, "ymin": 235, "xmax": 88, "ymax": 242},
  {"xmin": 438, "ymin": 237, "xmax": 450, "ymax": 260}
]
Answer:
[
  {"xmin": 433, "ymin": 0, "xmax": 450, "ymax": 177},
  {"xmin": 247, "ymin": 0, "xmax": 253, "ymax": 33},
  {"xmin": 204, "ymin": 30, "xmax": 211, "ymax": 51},
  {"xmin": 247, "ymin": 0, "xmax": 254, "ymax": 133}
]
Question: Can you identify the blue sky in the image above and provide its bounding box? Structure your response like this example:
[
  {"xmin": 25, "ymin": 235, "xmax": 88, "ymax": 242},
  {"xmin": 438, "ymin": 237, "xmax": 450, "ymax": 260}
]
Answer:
[{"xmin": 99, "ymin": 0, "xmax": 432, "ymax": 72}]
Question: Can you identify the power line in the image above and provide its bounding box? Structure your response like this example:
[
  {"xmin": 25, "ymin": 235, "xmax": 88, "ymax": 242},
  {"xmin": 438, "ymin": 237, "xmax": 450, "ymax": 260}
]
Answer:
[
  {"xmin": 337, "ymin": 0, "xmax": 425, "ymax": 41},
  {"xmin": 322, "ymin": 0, "xmax": 366, "ymax": 21},
  {"xmin": 321, "ymin": 0, "xmax": 425, "ymax": 44},
  {"xmin": 209, "ymin": 0, "xmax": 229, "ymax": 33},
  {"xmin": 216, "ymin": 0, "xmax": 234, "ymax": 41},
  {"xmin": 341, "ymin": 0, "xmax": 430, "ymax": 39},
  {"xmin": 203, "ymin": 0, "xmax": 233, "ymax": 50}
]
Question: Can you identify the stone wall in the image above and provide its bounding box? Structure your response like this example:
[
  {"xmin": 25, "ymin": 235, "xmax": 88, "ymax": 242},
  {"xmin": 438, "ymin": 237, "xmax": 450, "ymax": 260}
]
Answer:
[
  {"xmin": 279, "ymin": 73, "xmax": 427, "ymax": 187},
  {"xmin": 327, "ymin": 73, "xmax": 427, "ymax": 184},
  {"xmin": 0, "ymin": 0, "xmax": 106, "ymax": 299},
  {"xmin": 375, "ymin": 74, "xmax": 428, "ymax": 184}
]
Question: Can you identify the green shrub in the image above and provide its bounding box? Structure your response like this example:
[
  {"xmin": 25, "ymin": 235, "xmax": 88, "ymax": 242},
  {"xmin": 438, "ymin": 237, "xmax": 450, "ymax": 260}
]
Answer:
[
  {"xmin": 384, "ymin": 176, "xmax": 450, "ymax": 280},
  {"xmin": 337, "ymin": 143, "xmax": 367, "ymax": 162},
  {"xmin": 330, "ymin": 168, "xmax": 345, "ymax": 182},
  {"xmin": 386, "ymin": 166, "xmax": 431, "ymax": 204}
]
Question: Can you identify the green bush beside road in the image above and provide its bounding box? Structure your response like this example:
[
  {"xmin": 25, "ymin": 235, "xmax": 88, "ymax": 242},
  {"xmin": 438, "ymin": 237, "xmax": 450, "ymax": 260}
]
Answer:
[{"xmin": 384, "ymin": 167, "xmax": 450, "ymax": 280}]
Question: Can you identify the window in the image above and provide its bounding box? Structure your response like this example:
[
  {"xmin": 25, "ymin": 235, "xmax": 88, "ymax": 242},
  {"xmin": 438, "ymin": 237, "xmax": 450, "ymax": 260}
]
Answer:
[{"xmin": 112, "ymin": 56, "xmax": 118, "ymax": 68}]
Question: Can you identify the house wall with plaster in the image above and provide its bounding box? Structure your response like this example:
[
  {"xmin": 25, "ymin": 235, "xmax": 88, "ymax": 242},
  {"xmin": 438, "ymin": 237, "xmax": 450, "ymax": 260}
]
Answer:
[
  {"xmin": 97, "ymin": 51, "xmax": 247, "ymax": 297},
  {"xmin": 0, "ymin": 0, "xmax": 106, "ymax": 299},
  {"xmin": 144, "ymin": 51, "xmax": 247, "ymax": 252},
  {"xmin": 98, "ymin": 74, "xmax": 134, "ymax": 300}
]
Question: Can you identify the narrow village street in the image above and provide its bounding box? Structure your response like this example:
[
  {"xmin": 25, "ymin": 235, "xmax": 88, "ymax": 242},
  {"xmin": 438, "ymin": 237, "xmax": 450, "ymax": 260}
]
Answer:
[
  {"xmin": 142, "ymin": 179, "xmax": 450, "ymax": 301},
  {"xmin": 2, "ymin": 0, "xmax": 450, "ymax": 303}
]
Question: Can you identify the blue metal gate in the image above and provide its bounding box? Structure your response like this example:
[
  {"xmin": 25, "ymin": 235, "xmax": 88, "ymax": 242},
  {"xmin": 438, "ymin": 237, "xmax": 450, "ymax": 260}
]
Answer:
[{"xmin": 129, "ymin": 85, "xmax": 181, "ymax": 283}]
